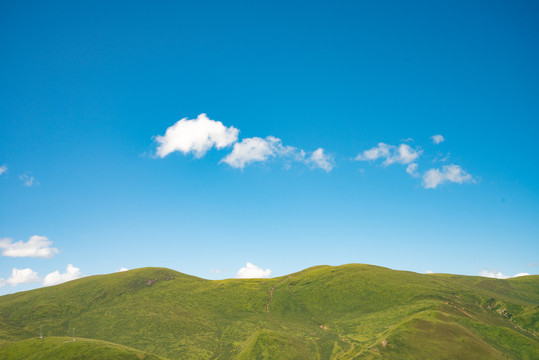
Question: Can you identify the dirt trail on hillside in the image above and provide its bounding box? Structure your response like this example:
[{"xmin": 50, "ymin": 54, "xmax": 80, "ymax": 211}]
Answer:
[{"xmin": 266, "ymin": 276, "xmax": 291, "ymax": 315}]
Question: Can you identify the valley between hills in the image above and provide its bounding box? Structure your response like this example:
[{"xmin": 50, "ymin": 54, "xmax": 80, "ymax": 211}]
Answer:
[{"xmin": 0, "ymin": 264, "xmax": 537, "ymax": 359}]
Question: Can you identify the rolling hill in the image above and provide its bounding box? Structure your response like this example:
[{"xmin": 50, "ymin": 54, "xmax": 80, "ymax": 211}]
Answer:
[{"xmin": 0, "ymin": 264, "xmax": 537, "ymax": 359}]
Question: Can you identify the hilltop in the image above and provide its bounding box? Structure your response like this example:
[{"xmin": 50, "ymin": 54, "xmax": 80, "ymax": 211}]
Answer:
[{"xmin": 0, "ymin": 264, "xmax": 537, "ymax": 359}]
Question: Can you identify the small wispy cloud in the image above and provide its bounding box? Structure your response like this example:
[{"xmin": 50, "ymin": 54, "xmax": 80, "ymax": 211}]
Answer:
[
  {"xmin": 424, "ymin": 270, "xmax": 434, "ymax": 274},
  {"xmin": 0, "ymin": 235, "xmax": 59, "ymax": 258},
  {"xmin": 0, "ymin": 165, "xmax": 7, "ymax": 176},
  {"xmin": 43, "ymin": 264, "xmax": 82, "ymax": 286},
  {"xmin": 431, "ymin": 134, "xmax": 445, "ymax": 144},
  {"xmin": 235, "ymin": 262, "xmax": 272, "ymax": 278},
  {"xmin": 423, "ymin": 164, "xmax": 472, "ymax": 189},
  {"xmin": 19, "ymin": 173, "xmax": 37, "ymax": 187},
  {"xmin": 306, "ymin": 148, "xmax": 334, "ymax": 172},
  {"xmin": 355, "ymin": 143, "xmax": 421, "ymax": 166},
  {"xmin": 154, "ymin": 113, "xmax": 239, "ymax": 158},
  {"xmin": 116, "ymin": 267, "xmax": 129, "ymax": 272},
  {"xmin": 406, "ymin": 163, "xmax": 419, "ymax": 177}
]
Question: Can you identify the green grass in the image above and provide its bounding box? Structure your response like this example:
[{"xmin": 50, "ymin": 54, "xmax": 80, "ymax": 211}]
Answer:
[
  {"xmin": 0, "ymin": 336, "xmax": 164, "ymax": 359},
  {"xmin": 0, "ymin": 264, "xmax": 537, "ymax": 359}
]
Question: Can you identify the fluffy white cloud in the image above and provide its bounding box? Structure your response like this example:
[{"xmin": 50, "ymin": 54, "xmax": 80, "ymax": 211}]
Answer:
[
  {"xmin": 0, "ymin": 235, "xmax": 59, "ymax": 258},
  {"xmin": 431, "ymin": 134, "xmax": 445, "ymax": 144},
  {"xmin": 6, "ymin": 268, "xmax": 41, "ymax": 286},
  {"xmin": 19, "ymin": 173, "xmax": 37, "ymax": 187},
  {"xmin": 0, "ymin": 165, "xmax": 7, "ymax": 176},
  {"xmin": 424, "ymin": 270, "xmax": 434, "ymax": 274},
  {"xmin": 478, "ymin": 269, "xmax": 530, "ymax": 279},
  {"xmin": 221, "ymin": 136, "xmax": 295, "ymax": 169},
  {"xmin": 43, "ymin": 264, "xmax": 82, "ymax": 286},
  {"xmin": 306, "ymin": 148, "xmax": 334, "ymax": 172},
  {"xmin": 235, "ymin": 262, "xmax": 272, "ymax": 278},
  {"xmin": 355, "ymin": 143, "xmax": 421, "ymax": 166},
  {"xmin": 155, "ymin": 113, "xmax": 239, "ymax": 158},
  {"xmin": 423, "ymin": 164, "xmax": 472, "ymax": 189},
  {"xmin": 116, "ymin": 267, "xmax": 129, "ymax": 272}
]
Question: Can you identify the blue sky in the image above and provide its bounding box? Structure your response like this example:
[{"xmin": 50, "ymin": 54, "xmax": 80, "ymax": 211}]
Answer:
[{"xmin": 1, "ymin": 0, "xmax": 538, "ymax": 294}]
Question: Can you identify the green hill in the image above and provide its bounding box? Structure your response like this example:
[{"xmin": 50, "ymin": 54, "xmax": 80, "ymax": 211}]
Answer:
[{"xmin": 0, "ymin": 264, "xmax": 537, "ymax": 359}]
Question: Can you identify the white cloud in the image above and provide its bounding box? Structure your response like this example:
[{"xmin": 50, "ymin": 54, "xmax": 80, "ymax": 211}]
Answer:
[
  {"xmin": 19, "ymin": 173, "xmax": 37, "ymax": 187},
  {"xmin": 222, "ymin": 137, "xmax": 333, "ymax": 171},
  {"xmin": 431, "ymin": 134, "xmax": 445, "ymax": 144},
  {"xmin": 210, "ymin": 268, "xmax": 223, "ymax": 274},
  {"xmin": 116, "ymin": 267, "xmax": 129, "ymax": 272},
  {"xmin": 424, "ymin": 270, "xmax": 434, "ymax": 274},
  {"xmin": 0, "ymin": 235, "xmax": 59, "ymax": 258},
  {"xmin": 235, "ymin": 262, "xmax": 272, "ymax": 278},
  {"xmin": 43, "ymin": 264, "xmax": 82, "ymax": 286},
  {"xmin": 423, "ymin": 164, "xmax": 472, "ymax": 189},
  {"xmin": 153, "ymin": 114, "xmax": 333, "ymax": 172},
  {"xmin": 155, "ymin": 113, "xmax": 239, "ymax": 158},
  {"xmin": 0, "ymin": 278, "xmax": 4, "ymax": 288},
  {"xmin": 221, "ymin": 136, "xmax": 295, "ymax": 169},
  {"xmin": 355, "ymin": 143, "xmax": 421, "ymax": 166},
  {"xmin": 306, "ymin": 148, "xmax": 334, "ymax": 172},
  {"xmin": 393, "ymin": 144, "xmax": 421, "ymax": 165},
  {"xmin": 406, "ymin": 163, "xmax": 419, "ymax": 176},
  {"xmin": 0, "ymin": 165, "xmax": 7, "ymax": 176},
  {"xmin": 6, "ymin": 268, "xmax": 41, "ymax": 286},
  {"xmin": 478, "ymin": 269, "xmax": 530, "ymax": 279},
  {"xmin": 355, "ymin": 142, "xmax": 391, "ymax": 162},
  {"xmin": 479, "ymin": 270, "xmax": 509, "ymax": 279}
]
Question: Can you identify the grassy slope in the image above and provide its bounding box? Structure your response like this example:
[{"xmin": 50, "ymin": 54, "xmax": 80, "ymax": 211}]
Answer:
[
  {"xmin": 0, "ymin": 264, "xmax": 537, "ymax": 359},
  {"xmin": 0, "ymin": 336, "xmax": 164, "ymax": 359}
]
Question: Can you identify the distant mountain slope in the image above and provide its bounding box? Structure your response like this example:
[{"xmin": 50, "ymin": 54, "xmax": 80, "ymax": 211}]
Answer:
[{"xmin": 0, "ymin": 264, "xmax": 537, "ymax": 359}]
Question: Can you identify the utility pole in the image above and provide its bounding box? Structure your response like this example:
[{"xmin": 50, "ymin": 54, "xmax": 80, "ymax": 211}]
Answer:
[
  {"xmin": 40, "ymin": 325, "xmax": 43, "ymax": 339},
  {"xmin": 72, "ymin": 327, "xmax": 75, "ymax": 341}
]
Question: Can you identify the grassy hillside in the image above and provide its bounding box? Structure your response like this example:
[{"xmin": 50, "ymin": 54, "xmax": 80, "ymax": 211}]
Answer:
[
  {"xmin": 0, "ymin": 336, "xmax": 164, "ymax": 360},
  {"xmin": 0, "ymin": 264, "xmax": 537, "ymax": 359}
]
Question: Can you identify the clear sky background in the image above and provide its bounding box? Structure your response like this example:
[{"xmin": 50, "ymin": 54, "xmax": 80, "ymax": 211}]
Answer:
[{"xmin": 1, "ymin": 0, "xmax": 538, "ymax": 295}]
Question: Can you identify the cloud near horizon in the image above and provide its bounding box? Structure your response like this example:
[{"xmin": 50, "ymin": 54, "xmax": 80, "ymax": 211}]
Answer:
[
  {"xmin": 0, "ymin": 235, "xmax": 59, "ymax": 258},
  {"xmin": 235, "ymin": 262, "xmax": 272, "ymax": 278},
  {"xmin": 5, "ymin": 268, "xmax": 41, "ymax": 286},
  {"xmin": 43, "ymin": 264, "xmax": 83, "ymax": 286},
  {"xmin": 478, "ymin": 269, "xmax": 530, "ymax": 279}
]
